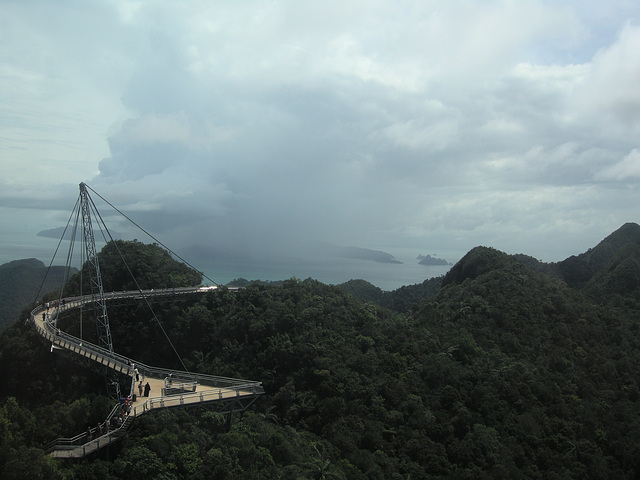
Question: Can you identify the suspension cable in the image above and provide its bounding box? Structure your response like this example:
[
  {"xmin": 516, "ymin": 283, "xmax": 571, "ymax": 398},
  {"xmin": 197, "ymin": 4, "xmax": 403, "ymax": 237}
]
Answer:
[
  {"xmin": 59, "ymin": 204, "xmax": 81, "ymax": 309},
  {"xmin": 35, "ymin": 196, "xmax": 81, "ymax": 303},
  {"xmin": 87, "ymin": 190, "xmax": 193, "ymax": 377},
  {"xmin": 85, "ymin": 184, "xmax": 218, "ymax": 287},
  {"xmin": 39, "ymin": 184, "xmax": 206, "ymax": 377},
  {"xmin": 80, "ymin": 211, "xmax": 84, "ymax": 342}
]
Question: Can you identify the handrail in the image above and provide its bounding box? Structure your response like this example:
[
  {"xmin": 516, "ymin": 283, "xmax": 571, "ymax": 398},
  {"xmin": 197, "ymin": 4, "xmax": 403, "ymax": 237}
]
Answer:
[
  {"xmin": 30, "ymin": 286, "xmax": 263, "ymax": 457},
  {"xmin": 32, "ymin": 304, "xmax": 261, "ymax": 389},
  {"xmin": 130, "ymin": 383, "xmax": 265, "ymax": 417},
  {"xmin": 44, "ymin": 379, "xmax": 266, "ymax": 455},
  {"xmin": 30, "ymin": 286, "xmax": 256, "ymax": 388},
  {"xmin": 44, "ymin": 402, "xmax": 128, "ymax": 454}
]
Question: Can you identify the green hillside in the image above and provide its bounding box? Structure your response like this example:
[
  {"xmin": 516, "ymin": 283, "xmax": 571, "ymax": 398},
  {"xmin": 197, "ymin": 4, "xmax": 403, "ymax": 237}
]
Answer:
[
  {"xmin": 0, "ymin": 259, "xmax": 75, "ymax": 332},
  {"xmin": 0, "ymin": 227, "xmax": 639, "ymax": 478}
]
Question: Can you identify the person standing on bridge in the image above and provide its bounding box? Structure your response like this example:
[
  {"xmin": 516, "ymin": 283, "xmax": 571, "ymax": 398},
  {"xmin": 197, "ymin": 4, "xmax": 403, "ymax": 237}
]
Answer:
[
  {"xmin": 138, "ymin": 381, "xmax": 143, "ymax": 397},
  {"xmin": 144, "ymin": 382, "xmax": 151, "ymax": 397}
]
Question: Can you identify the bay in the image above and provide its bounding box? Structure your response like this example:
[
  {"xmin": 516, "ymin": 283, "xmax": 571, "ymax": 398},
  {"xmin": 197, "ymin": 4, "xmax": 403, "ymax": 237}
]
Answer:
[
  {"xmin": 198, "ymin": 255, "xmax": 452, "ymax": 291},
  {"xmin": 1, "ymin": 233, "xmax": 454, "ymax": 292}
]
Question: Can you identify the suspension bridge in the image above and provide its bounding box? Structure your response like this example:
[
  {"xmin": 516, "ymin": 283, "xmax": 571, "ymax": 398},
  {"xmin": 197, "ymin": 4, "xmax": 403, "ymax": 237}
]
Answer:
[{"xmin": 28, "ymin": 184, "xmax": 264, "ymax": 458}]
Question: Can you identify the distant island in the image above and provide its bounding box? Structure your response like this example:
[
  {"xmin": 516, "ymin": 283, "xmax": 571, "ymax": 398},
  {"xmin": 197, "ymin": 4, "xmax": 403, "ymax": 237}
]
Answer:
[
  {"xmin": 417, "ymin": 254, "xmax": 451, "ymax": 266},
  {"xmin": 313, "ymin": 242, "xmax": 402, "ymax": 264},
  {"xmin": 37, "ymin": 227, "xmax": 122, "ymax": 240},
  {"xmin": 338, "ymin": 246, "xmax": 402, "ymax": 264}
]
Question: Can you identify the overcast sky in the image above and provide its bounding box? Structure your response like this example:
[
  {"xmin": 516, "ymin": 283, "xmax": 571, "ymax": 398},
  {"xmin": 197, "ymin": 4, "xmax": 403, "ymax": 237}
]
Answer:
[{"xmin": 2, "ymin": 0, "xmax": 639, "ymax": 271}]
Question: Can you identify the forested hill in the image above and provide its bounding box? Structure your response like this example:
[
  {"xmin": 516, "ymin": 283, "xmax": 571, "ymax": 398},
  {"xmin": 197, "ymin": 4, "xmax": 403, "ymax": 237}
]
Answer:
[
  {"xmin": 0, "ymin": 259, "xmax": 75, "ymax": 333},
  {"xmin": 0, "ymin": 226, "xmax": 639, "ymax": 478},
  {"xmin": 557, "ymin": 222, "xmax": 640, "ymax": 293},
  {"xmin": 511, "ymin": 222, "xmax": 640, "ymax": 291},
  {"xmin": 62, "ymin": 239, "xmax": 203, "ymax": 294}
]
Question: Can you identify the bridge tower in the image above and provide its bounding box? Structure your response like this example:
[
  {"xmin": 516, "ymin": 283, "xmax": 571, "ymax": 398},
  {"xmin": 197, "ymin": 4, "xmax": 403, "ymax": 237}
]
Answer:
[{"xmin": 79, "ymin": 182, "xmax": 121, "ymax": 399}]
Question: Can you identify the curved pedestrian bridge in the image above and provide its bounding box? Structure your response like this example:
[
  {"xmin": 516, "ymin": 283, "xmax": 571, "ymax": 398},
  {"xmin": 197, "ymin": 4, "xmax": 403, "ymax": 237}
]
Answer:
[{"xmin": 30, "ymin": 287, "xmax": 264, "ymax": 458}]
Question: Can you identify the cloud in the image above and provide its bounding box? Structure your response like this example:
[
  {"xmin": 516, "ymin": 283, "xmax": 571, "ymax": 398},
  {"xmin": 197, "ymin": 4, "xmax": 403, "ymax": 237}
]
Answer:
[
  {"xmin": 90, "ymin": 3, "xmax": 640, "ymax": 258},
  {"xmin": 583, "ymin": 22, "xmax": 640, "ymax": 125},
  {"xmin": 2, "ymin": 1, "xmax": 640, "ymax": 269},
  {"xmin": 595, "ymin": 149, "xmax": 640, "ymax": 181}
]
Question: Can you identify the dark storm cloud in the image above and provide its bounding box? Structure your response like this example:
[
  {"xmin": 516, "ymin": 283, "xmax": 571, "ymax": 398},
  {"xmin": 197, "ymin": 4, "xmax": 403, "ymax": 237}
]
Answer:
[{"xmin": 2, "ymin": 0, "xmax": 640, "ymax": 266}]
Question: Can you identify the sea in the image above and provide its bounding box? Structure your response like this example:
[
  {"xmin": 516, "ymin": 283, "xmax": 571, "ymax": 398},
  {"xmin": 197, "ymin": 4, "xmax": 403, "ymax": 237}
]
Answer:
[
  {"xmin": 1, "ymin": 233, "xmax": 454, "ymax": 292},
  {"xmin": 197, "ymin": 255, "xmax": 452, "ymax": 291}
]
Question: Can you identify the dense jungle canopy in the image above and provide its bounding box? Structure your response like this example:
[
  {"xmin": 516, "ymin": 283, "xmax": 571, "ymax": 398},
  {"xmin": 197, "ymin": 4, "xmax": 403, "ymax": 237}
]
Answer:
[{"xmin": 0, "ymin": 223, "xmax": 639, "ymax": 479}]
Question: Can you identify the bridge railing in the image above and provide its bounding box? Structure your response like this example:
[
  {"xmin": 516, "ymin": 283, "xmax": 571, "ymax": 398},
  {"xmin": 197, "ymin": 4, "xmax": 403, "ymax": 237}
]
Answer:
[
  {"xmin": 133, "ymin": 363, "xmax": 263, "ymax": 390},
  {"xmin": 32, "ymin": 303, "xmax": 263, "ymax": 392},
  {"xmin": 44, "ymin": 375, "xmax": 265, "ymax": 455},
  {"xmin": 37, "ymin": 285, "xmax": 232, "ymax": 317},
  {"xmin": 43, "ymin": 401, "xmax": 131, "ymax": 455},
  {"xmin": 58, "ymin": 285, "xmax": 236, "ymax": 307},
  {"xmin": 29, "ymin": 287, "xmax": 214, "ymax": 376},
  {"xmin": 32, "ymin": 286, "xmax": 263, "ymax": 456},
  {"xmin": 30, "ymin": 305, "xmax": 132, "ymax": 375},
  {"xmin": 31, "ymin": 286, "xmax": 263, "ymax": 388},
  {"xmin": 130, "ymin": 382, "xmax": 265, "ymax": 417}
]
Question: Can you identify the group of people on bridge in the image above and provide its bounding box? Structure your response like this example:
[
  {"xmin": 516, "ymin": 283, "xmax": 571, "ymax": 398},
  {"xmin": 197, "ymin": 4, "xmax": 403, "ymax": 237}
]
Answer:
[
  {"xmin": 83, "ymin": 363, "xmax": 153, "ymax": 445},
  {"xmin": 138, "ymin": 381, "xmax": 151, "ymax": 397},
  {"xmin": 85, "ymin": 419, "xmax": 110, "ymax": 443}
]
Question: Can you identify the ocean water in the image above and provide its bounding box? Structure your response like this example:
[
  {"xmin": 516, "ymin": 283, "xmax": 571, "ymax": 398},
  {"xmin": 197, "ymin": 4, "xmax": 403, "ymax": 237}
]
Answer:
[
  {"xmin": 198, "ymin": 256, "xmax": 452, "ymax": 291},
  {"xmin": 1, "ymin": 234, "xmax": 454, "ymax": 292},
  {"xmin": 0, "ymin": 234, "xmax": 62, "ymax": 267}
]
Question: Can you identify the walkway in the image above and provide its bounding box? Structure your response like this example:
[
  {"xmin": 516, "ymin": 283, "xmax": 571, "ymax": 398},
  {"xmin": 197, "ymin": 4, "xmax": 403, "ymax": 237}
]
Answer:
[{"xmin": 30, "ymin": 287, "xmax": 263, "ymax": 458}]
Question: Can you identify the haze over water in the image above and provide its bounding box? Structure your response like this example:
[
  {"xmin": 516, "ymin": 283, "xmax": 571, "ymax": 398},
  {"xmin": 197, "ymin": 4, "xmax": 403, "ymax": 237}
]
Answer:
[
  {"xmin": 0, "ymin": 233, "xmax": 452, "ymax": 292},
  {"xmin": 199, "ymin": 255, "xmax": 452, "ymax": 291}
]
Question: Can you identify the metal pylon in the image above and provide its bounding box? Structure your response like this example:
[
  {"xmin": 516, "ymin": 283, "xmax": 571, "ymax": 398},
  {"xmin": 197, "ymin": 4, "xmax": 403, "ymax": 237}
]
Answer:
[{"xmin": 79, "ymin": 182, "xmax": 121, "ymax": 399}]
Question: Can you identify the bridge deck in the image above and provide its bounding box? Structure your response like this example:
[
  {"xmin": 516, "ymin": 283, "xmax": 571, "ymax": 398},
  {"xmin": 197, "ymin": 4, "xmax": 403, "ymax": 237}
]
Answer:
[{"xmin": 30, "ymin": 288, "xmax": 263, "ymax": 458}]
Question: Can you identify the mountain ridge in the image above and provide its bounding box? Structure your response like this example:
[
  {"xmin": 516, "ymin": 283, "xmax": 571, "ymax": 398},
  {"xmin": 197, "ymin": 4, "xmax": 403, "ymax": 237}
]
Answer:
[
  {"xmin": 1, "ymin": 223, "xmax": 640, "ymax": 477},
  {"xmin": 0, "ymin": 258, "xmax": 76, "ymax": 332}
]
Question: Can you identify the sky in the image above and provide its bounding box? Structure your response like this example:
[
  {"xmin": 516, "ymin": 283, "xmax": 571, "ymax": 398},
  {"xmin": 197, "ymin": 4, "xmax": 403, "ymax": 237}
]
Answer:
[{"xmin": 1, "ymin": 0, "xmax": 640, "ymax": 279}]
